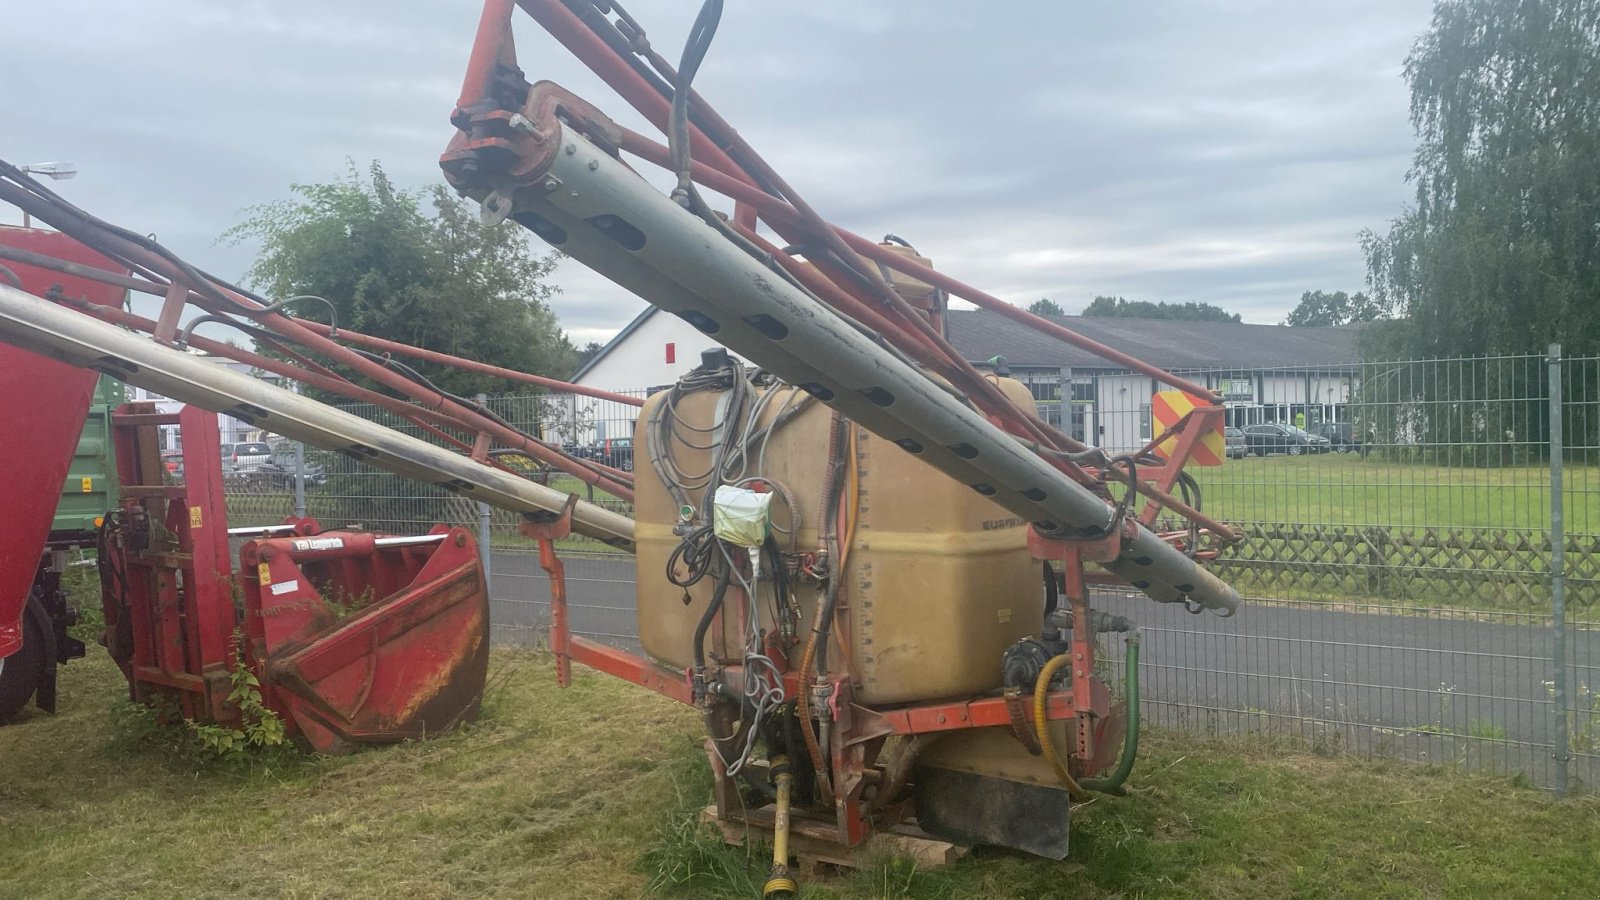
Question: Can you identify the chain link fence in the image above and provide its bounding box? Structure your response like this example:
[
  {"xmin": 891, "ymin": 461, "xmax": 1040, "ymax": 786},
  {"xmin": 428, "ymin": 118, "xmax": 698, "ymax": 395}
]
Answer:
[{"xmin": 222, "ymin": 351, "xmax": 1598, "ymax": 792}]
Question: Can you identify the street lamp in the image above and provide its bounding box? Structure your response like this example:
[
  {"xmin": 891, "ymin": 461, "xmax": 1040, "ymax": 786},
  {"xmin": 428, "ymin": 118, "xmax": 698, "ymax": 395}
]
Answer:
[{"xmin": 17, "ymin": 162, "xmax": 77, "ymax": 228}]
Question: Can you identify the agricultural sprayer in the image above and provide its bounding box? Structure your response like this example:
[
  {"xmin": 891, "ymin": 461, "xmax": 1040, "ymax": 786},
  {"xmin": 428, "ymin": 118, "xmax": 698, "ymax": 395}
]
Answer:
[{"xmin": 0, "ymin": 1, "xmax": 1243, "ymax": 891}]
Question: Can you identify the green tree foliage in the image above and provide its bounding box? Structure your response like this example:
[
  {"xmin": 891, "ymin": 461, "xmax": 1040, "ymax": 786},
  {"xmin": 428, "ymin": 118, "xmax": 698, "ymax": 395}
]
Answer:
[
  {"xmin": 1081, "ymin": 295, "xmax": 1241, "ymax": 323},
  {"xmin": 1026, "ymin": 298, "xmax": 1065, "ymax": 317},
  {"xmin": 1362, "ymin": 0, "xmax": 1600, "ymax": 357},
  {"xmin": 574, "ymin": 340, "xmax": 606, "ymax": 369},
  {"xmin": 1285, "ymin": 290, "xmax": 1385, "ymax": 326},
  {"xmin": 226, "ymin": 161, "xmax": 576, "ymax": 396}
]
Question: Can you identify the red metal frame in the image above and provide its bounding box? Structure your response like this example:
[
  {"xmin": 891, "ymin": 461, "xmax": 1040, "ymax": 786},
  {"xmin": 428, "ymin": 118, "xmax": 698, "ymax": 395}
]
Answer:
[
  {"xmin": 530, "ymin": 494, "xmax": 1109, "ymax": 848},
  {"xmin": 433, "ymin": 0, "xmax": 1241, "ymax": 854},
  {"xmin": 436, "ymin": 2, "xmax": 1238, "ymax": 544},
  {"xmin": 239, "ymin": 526, "xmax": 491, "ymax": 753},
  {"xmin": 99, "ymin": 404, "xmax": 493, "ymax": 751},
  {"xmin": 0, "ymin": 186, "xmax": 638, "ymax": 502},
  {"xmin": 106, "ymin": 403, "xmax": 242, "ymax": 720},
  {"xmin": 522, "ymin": 496, "xmax": 692, "ymax": 703}
]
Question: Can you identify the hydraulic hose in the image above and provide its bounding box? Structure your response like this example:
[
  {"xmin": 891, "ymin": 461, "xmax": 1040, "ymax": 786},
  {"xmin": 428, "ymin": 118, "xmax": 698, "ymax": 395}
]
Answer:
[
  {"xmin": 763, "ymin": 754, "xmax": 797, "ymax": 898},
  {"xmin": 1081, "ymin": 632, "xmax": 1142, "ymax": 796},
  {"xmin": 1033, "ymin": 654, "xmax": 1088, "ymax": 802},
  {"xmin": 691, "ymin": 562, "xmax": 733, "ymax": 673}
]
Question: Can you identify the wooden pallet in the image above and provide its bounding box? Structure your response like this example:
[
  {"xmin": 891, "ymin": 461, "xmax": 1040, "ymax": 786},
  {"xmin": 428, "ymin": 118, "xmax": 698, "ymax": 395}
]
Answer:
[{"xmin": 700, "ymin": 805, "xmax": 969, "ymax": 876}]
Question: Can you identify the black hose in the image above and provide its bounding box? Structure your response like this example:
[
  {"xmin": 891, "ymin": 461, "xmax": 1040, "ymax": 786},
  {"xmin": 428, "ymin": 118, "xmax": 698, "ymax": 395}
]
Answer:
[
  {"xmin": 1042, "ymin": 560, "xmax": 1061, "ymax": 620},
  {"xmin": 666, "ymin": 523, "xmax": 717, "ymax": 588},
  {"xmin": 691, "ymin": 560, "xmax": 732, "ymax": 671}
]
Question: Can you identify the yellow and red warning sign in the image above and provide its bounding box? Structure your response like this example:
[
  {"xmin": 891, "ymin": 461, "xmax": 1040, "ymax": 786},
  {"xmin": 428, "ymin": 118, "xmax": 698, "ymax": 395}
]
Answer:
[{"xmin": 1151, "ymin": 391, "xmax": 1226, "ymax": 466}]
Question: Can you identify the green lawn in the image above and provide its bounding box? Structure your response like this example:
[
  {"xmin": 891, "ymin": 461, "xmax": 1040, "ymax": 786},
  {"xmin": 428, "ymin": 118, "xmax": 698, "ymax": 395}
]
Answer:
[
  {"xmin": 1194, "ymin": 454, "xmax": 1600, "ymax": 533},
  {"xmin": 2, "ymin": 651, "xmax": 1597, "ymax": 899}
]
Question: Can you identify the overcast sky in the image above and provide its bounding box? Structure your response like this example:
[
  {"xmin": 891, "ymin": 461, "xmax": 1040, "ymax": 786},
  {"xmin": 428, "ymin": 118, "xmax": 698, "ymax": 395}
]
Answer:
[{"xmin": 2, "ymin": 1, "xmax": 1433, "ymax": 345}]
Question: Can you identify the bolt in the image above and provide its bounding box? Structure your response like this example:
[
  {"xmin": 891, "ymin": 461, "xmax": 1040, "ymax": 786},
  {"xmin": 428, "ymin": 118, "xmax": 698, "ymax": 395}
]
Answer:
[
  {"xmin": 937, "ymin": 714, "xmax": 947, "ymax": 724},
  {"xmin": 455, "ymin": 532, "xmax": 467, "ymax": 547},
  {"xmin": 259, "ymin": 547, "xmax": 275, "ymax": 562},
  {"xmin": 565, "ymin": 143, "xmax": 577, "ymax": 155},
  {"xmin": 587, "ymin": 159, "xmax": 599, "ymax": 170},
  {"xmin": 508, "ymin": 113, "xmax": 545, "ymax": 141},
  {"xmin": 542, "ymin": 178, "xmax": 560, "ymax": 192}
]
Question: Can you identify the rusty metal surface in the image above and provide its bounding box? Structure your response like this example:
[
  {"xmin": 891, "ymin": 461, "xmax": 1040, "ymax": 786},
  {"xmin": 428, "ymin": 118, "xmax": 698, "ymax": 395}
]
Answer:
[{"xmin": 242, "ymin": 527, "xmax": 490, "ymax": 753}]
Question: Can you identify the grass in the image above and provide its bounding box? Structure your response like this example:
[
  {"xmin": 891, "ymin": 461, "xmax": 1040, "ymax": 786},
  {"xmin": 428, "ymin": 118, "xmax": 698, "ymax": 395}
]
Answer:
[
  {"xmin": 1196, "ymin": 453, "xmax": 1600, "ymax": 533},
  {"xmin": 3, "ymin": 651, "xmax": 1598, "ymax": 899}
]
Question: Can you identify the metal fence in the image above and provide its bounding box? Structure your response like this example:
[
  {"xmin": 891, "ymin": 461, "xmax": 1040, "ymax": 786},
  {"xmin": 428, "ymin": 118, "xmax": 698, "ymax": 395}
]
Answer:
[{"xmin": 222, "ymin": 350, "xmax": 1599, "ymax": 793}]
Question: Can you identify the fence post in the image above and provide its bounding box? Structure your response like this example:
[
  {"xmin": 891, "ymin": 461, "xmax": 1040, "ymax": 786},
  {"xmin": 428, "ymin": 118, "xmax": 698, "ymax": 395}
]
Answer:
[
  {"xmin": 476, "ymin": 393, "xmax": 494, "ymax": 596},
  {"xmin": 1547, "ymin": 343, "xmax": 1570, "ymax": 795},
  {"xmin": 292, "ymin": 440, "xmax": 307, "ymax": 519}
]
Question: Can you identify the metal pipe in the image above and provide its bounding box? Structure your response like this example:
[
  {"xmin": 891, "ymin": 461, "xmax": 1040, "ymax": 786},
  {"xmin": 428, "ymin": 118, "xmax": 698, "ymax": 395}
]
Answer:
[
  {"xmin": 516, "ymin": 0, "xmax": 759, "ymax": 190},
  {"xmin": 613, "ymin": 129, "xmax": 1221, "ymax": 401},
  {"xmin": 488, "ymin": 122, "xmax": 1237, "ymax": 612},
  {"xmin": 56, "ymin": 298, "xmax": 523, "ymax": 478},
  {"xmin": 0, "ymin": 207, "xmax": 638, "ymax": 495},
  {"xmin": 0, "ymin": 283, "xmax": 636, "ymax": 550},
  {"xmin": 373, "ymin": 534, "xmax": 451, "ymax": 548},
  {"xmin": 293, "ymin": 440, "xmax": 308, "ymax": 519},
  {"xmin": 1548, "ymin": 343, "xmax": 1570, "ymax": 796},
  {"xmin": 0, "ymin": 243, "xmax": 645, "ymax": 407},
  {"xmin": 227, "ymin": 525, "xmax": 297, "ymax": 537}
]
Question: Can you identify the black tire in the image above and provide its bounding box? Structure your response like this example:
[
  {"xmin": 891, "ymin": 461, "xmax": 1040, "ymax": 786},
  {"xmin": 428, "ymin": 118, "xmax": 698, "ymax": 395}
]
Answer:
[
  {"xmin": 0, "ymin": 608, "xmax": 44, "ymax": 722},
  {"xmin": 1288, "ymin": 444, "xmax": 1303, "ymax": 456}
]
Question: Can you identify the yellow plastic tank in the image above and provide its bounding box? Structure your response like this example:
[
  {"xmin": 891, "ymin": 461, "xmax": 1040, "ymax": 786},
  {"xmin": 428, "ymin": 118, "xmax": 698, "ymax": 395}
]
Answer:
[{"xmin": 633, "ymin": 375, "xmax": 1042, "ymax": 705}]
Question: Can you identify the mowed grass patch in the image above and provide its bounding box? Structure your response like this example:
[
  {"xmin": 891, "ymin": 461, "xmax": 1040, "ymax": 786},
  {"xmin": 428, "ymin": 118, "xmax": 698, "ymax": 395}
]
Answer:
[
  {"xmin": 4, "ymin": 652, "xmax": 1599, "ymax": 899},
  {"xmin": 1194, "ymin": 454, "xmax": 1600, "ymax": 532}
]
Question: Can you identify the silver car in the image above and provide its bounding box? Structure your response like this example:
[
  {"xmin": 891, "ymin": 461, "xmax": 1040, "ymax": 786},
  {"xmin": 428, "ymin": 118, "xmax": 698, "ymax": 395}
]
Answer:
[
  {"xmin": 225, "ymin": 440, "xmax": 274, "ymax": 473},
  {"xmin": 1225, "ymin": 426, "xmax": 1247, "ymax": 459}
]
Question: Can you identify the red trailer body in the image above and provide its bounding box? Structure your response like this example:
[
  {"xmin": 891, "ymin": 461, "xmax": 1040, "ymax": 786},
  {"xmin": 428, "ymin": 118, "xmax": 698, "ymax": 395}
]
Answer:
[{"xmin": 0, "ymin": 227, "xmax": 127, "ymax": 661}]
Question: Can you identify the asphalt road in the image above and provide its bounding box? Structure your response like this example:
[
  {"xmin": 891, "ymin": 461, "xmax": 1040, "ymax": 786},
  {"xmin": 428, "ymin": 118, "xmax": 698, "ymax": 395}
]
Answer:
[{"xmin": 488, "ymin": 549, "xmax": 1598, "ymax": 783}]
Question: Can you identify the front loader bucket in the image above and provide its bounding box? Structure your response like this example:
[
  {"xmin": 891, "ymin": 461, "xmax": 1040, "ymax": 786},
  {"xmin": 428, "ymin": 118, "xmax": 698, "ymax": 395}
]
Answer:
[{"xmin": 240, "ymin": 526, "xmax": 490, "ymax": 754}]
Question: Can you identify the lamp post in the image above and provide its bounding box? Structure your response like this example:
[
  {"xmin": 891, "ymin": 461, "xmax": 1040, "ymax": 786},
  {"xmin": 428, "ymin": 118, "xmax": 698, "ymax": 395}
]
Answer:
[{"xmin": 17, "ymin": 162, "xmax": 77, "ymax": 228}]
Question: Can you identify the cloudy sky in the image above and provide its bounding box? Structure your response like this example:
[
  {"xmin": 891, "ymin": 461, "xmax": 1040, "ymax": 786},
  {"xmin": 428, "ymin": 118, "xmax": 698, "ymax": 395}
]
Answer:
[{"xmin": 2, "ymin": 1, "xmax": 1434, "ymax": 345}]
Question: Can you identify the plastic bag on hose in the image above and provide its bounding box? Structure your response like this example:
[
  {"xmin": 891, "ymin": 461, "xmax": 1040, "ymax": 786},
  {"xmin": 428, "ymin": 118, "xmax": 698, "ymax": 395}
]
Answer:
[{"xmin": 712, "ymin": 485, "xmax": 772, "ymax": 548}]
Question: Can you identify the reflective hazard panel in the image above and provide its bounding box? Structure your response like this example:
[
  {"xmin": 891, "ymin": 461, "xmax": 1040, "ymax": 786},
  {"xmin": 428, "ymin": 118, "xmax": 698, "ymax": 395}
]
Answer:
[{"xmin": 1152, "ymin": 391, "xmax": 1225, "ymax": 466}]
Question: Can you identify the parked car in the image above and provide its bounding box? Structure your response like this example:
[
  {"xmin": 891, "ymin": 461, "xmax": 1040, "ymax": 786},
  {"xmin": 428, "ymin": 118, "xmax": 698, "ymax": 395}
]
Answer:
[
  {"xmin": 1307, "ymin": 421, "xmax": 1361, "ymax": 452},
  {"xmin": 596, "ymin": 436, "xmax": 633, "ymax": 471},
  {"xmin": 1241, "ymin": 423, "xmax": 1331, "ymax": 456},
  {"xmin": 226, "ymin": 441, "xmax": 274, "ymax": 472},
  {"xmin": 257, "ymin": 444, "xmax": 328, "ymax": 490},
  {"xmin": 1224, "ymin": 426, "xmax": 1247, "ymax": 459}
]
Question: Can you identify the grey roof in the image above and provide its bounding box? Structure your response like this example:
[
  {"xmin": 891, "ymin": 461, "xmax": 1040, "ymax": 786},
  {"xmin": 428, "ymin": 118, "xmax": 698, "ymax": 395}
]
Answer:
[
  {"xmin": 945, "ymin": 309, "xmax": 1362, "ymax": 371},
  {"xmin": 574, "ymin": 305, "xmax": 1362, "ymax": 382}
]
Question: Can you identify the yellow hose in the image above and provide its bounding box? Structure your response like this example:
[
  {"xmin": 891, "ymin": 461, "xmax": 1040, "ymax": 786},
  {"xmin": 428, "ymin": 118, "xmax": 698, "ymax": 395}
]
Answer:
[
  {"xmin": 1034, "ymin": 654, "xmax": 1088, "ymax": 802},
  {"xmin": 764, "ymin": 755, "xmax": 796, "ymax": 898}
]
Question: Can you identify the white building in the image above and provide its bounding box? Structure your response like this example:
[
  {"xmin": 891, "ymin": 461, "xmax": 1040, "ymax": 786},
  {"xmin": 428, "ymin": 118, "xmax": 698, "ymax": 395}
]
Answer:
[
  {"xmin": 570, "ymin": 304, "xmax": 745, "ymax": 394},
  {"xmin": 569, "ymin": 306, "xmax": 1365, "ymax": 453}
]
